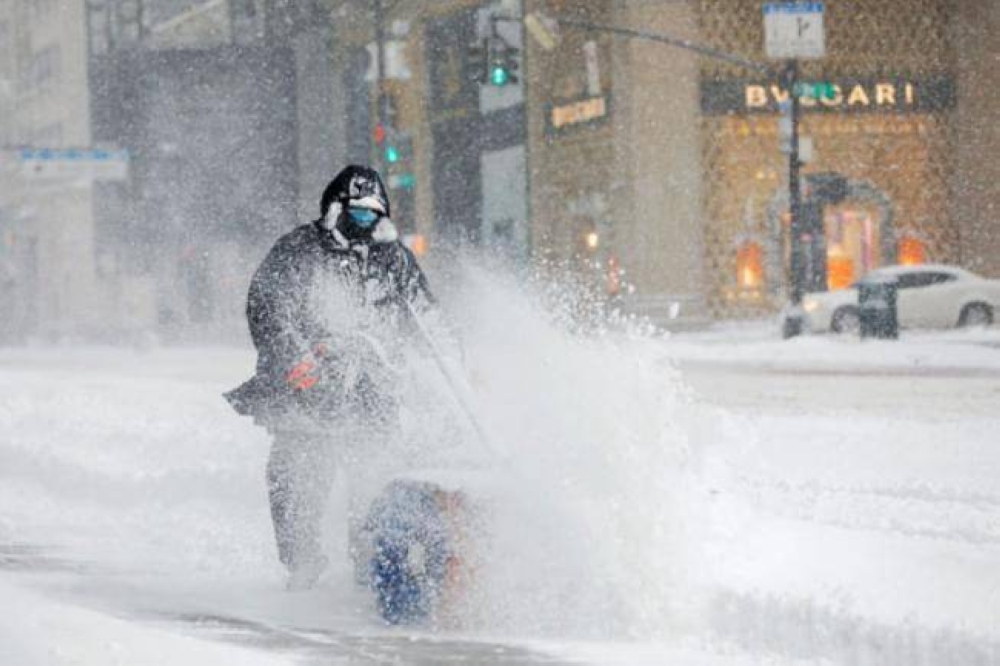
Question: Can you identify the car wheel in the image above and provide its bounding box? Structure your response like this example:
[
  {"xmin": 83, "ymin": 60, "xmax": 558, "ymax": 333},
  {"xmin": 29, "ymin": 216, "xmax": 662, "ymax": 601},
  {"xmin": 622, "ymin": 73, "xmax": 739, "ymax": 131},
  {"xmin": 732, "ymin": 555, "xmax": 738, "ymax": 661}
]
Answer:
[
  {"xmin": 831, "ymin": 307, "xmax": 860, "ymax": 334},
  {"xmin": 958, "ymin": 303, "xmax": 993, "ymax": 328}
]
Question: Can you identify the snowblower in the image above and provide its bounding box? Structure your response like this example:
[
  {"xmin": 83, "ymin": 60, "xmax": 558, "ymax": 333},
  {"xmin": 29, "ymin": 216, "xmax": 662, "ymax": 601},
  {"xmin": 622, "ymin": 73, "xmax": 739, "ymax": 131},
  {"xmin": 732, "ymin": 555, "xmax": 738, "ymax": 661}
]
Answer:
[{"xmin": 352, "ymin": 301, "xmax": 505, "ymax": 626}]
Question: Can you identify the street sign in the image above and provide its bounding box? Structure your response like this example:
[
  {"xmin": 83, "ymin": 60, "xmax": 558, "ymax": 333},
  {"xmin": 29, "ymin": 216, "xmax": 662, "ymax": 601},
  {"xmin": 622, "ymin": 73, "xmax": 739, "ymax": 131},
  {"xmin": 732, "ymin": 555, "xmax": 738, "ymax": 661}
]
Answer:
[
  {"xmin": 524, "ymin": 12, "xmax": 560, "ymax": 51},
  {"xmin": 799, "ymin": 136, "xmax": 814, "ymax": 162},
  {"xmin": 779, "ymin": 132, "xmax": 813, "ymax": 159},
  {"xmin": 17, "ymin": 147, "xmax": 129, "ymax": 182},
  {"xmin": 584, "ymin": 40, "xmax": 601, "ymax": 96},
  {"xmin": 763, "ymin": 2, "xmax": 825, "ymax": 59},
  {"xmin": 364, "ymin": 41, "xmax": 412, "ymax": 81}
]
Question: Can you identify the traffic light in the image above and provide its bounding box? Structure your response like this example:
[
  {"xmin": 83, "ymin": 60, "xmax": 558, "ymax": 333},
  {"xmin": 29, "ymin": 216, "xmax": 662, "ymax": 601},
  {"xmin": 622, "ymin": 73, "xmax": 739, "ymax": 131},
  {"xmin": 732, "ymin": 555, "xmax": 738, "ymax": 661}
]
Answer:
[
  {"xmin": 466, "ymin": 36, "xmax": 520, "ymax": 87},
  {"xmin": 488, "ymin": 40, "xmax": 519, "ymax": 87},
  {"xmin": 373, "ymin": 123, "xmax": 400, "ymax": 165},
  {"xmin": 464, "ymin": 43, "xmax": 488, "ymax": 84},
  {"xmin": 385, "ymin": 142, "xmax": 401, "ymax": 164},
  {"xmin": 503, "ymin": 44, "xmax": 520, "ymax": 85},
  {"xmin": 380, "ymin": 129, "xmax": 414, "ymax": 190}
]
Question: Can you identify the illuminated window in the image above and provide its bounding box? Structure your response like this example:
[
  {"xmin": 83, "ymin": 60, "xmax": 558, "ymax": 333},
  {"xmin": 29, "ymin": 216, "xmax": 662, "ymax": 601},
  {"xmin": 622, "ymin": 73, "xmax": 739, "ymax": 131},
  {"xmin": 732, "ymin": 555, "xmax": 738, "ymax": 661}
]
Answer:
[
  {"xmin": 826, "ymin": 242, "xmax": 856, "ymax": 291},
  {"xmin": 736, "ymin": 240, "xmax": 763, "ymax": 289},
  {"xmin": 898, "ymin": 234, "xmax": 926, "ymax": 266}
]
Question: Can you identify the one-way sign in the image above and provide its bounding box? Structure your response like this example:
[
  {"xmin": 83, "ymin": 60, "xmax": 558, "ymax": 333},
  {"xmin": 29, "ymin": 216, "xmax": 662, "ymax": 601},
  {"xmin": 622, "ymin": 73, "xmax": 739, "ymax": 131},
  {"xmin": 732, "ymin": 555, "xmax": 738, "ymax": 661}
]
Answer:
[{"xmin": 763, "ymin": 2, "xmax": 825, "ymax": 59}]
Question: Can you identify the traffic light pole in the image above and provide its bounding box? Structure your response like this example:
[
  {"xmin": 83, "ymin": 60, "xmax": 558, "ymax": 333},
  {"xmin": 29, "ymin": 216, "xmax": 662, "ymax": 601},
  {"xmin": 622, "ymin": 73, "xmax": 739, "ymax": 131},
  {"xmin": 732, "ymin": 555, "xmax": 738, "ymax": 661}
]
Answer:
[
  {"xmin": 551, "ymin": 18, "xmax": 771, "ymax": 75},
  {"xmin": 373, "ymin": 0, "xmax": 387, "ymax": 173}
]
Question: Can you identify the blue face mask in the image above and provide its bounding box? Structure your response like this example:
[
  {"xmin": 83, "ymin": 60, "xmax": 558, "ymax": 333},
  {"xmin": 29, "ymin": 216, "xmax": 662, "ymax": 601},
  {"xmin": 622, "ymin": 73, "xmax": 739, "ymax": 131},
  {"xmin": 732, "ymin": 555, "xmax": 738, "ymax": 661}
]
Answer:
[{"xmin": 347, "ymin": 206, "xmax": 380, "ymax": 229}]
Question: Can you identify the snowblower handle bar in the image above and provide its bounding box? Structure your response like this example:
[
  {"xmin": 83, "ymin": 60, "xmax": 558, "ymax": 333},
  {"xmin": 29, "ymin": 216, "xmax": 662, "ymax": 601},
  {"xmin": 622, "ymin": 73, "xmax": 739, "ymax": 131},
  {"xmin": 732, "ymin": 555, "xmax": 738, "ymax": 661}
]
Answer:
[{"xmin": 404, "ymin": 301, "xmax": 507, "ymax": 463}]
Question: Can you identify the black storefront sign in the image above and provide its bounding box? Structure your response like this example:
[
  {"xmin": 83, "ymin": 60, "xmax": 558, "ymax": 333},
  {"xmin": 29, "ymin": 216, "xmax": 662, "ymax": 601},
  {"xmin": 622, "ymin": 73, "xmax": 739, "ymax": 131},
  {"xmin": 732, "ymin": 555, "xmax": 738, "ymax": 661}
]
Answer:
[{"xmin": 701, "ymin": 76, "xmax": 956, "ymax": 115}]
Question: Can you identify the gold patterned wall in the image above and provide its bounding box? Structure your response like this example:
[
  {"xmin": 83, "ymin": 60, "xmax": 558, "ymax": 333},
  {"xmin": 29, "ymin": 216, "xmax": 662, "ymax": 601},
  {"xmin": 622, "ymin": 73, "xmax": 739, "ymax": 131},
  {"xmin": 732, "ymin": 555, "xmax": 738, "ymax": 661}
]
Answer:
[{"xmin": 697, "ymin": 0, "xmax": 958, "ymax": 316}]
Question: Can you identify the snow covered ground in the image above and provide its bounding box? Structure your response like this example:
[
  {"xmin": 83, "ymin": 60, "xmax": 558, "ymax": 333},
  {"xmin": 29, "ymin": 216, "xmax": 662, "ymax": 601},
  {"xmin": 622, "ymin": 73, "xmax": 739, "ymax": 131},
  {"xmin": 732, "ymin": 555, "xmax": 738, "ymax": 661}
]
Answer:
[
  {"xmin": 669, "ymin": 325, "xmax": 1000, "ymax": 665},
  {"xmin": 1, "ymin": 313, "xmax": 998, "ymax": 664}
]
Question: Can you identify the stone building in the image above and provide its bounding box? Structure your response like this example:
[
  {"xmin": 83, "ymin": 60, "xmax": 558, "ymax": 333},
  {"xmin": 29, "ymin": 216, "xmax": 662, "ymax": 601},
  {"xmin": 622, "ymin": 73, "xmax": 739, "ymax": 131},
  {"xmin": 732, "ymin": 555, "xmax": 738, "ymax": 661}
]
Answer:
[
  {"xmin": 696, "ymin": 0, "xmax": 998, "ymax": 318},
  {"xmin": 1, "ymin": 0, "xmax": 337, "ymax": 341},
  {"xmin": 0, "ymin": 0, "xmax": 98, "ymax": 341},
  {"xmin": 2, "ymin": 0, "xmax": 996, "ymax": 340},
  {"xmin": 328, "ymin": 0, "xmax": 998, "ymax": 323}
]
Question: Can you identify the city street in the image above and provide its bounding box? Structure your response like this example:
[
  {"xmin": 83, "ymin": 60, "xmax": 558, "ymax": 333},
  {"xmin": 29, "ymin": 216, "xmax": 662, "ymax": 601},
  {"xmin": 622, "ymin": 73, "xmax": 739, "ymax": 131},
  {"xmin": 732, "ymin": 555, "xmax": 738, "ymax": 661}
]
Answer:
[
  {"xmin": 2, "ymin": 1, "xmax": 998, "ymax": 664},
  {"xmin": 1, "ymin": 326, "xmax": 998, "ymax": 665}
]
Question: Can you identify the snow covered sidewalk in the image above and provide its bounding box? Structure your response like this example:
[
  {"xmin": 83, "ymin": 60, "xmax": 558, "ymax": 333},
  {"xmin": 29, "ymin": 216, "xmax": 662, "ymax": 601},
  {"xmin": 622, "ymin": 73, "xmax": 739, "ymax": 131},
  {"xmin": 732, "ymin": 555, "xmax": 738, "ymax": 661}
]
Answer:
[
  {"xmin": 0, "ymin": 576, "xmax": 293, "ymax": 666},
  {"xmin": 661, "ymin": 321, "xmax": 1000, "ymax": 375},
  {"xmin": 1, "ymin": 338, "xmax": 998, "ymax": 665},
  {"xmin": 665, "ymin": 325, "xmax": 1000, "ymax": 664}
]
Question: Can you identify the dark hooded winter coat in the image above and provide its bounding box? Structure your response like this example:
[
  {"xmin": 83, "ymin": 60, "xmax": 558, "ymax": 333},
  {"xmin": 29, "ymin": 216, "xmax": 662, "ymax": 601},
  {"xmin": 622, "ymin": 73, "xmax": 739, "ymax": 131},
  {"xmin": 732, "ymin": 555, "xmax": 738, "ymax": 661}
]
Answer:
[{"xmin": 225, "ymin": 169, "xmax": 434, "ymax": 426}]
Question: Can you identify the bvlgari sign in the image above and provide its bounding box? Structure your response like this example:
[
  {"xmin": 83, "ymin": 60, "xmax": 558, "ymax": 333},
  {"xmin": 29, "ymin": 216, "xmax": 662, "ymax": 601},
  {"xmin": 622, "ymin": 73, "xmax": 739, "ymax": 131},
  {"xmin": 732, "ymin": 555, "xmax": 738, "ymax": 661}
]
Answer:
[{"xmin": 701, "ymin": 77, "xmax": 955, "ymax": 115}]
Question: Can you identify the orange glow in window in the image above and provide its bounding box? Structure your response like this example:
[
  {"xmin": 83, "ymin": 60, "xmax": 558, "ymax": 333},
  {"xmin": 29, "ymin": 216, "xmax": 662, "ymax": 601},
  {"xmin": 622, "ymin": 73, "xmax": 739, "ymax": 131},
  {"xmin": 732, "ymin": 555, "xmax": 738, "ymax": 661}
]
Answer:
[
  {"xmin": 827, "ymin": 254, "xmax": 855, "ymax": 291},
  {"xmin": 826, "ymin": 242, "xmax": 856, "ymax": 291},
  {"xmin": 736, "ymin": 240, "xmax": 763, "ymax": 289},
  {"xmin": 898, "ymin": 236, "xmax": 926, "ymax": 266}
]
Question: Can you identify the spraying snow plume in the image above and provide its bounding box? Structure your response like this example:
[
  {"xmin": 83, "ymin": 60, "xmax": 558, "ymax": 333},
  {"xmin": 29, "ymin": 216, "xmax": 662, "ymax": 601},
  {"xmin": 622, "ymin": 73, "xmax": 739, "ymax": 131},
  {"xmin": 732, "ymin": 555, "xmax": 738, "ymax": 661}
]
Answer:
[{"xmin": 420, "ymin": 257, "xmax": 704, "ymax": 639}]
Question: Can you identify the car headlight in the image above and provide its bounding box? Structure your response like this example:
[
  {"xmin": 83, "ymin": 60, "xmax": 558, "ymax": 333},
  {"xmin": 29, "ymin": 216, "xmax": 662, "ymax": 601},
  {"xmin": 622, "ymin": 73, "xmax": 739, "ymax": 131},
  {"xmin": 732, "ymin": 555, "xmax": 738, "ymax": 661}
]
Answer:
[{"xmin": 802, "ymin": 298, "xmax": 820, "ymax": 313}]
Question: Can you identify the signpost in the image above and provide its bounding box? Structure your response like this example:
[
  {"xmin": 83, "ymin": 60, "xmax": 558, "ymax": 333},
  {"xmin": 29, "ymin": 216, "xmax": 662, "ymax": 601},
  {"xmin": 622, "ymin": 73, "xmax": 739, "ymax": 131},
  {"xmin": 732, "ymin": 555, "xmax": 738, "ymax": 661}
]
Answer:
[{"xmin": 764, "ymin": 2, "xmax": 826, "ymax": 338}]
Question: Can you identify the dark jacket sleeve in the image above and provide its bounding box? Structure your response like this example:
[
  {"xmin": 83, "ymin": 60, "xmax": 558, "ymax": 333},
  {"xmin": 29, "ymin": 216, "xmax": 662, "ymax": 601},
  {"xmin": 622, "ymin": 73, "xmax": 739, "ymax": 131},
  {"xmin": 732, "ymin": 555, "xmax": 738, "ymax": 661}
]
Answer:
[
  {"xmin": 225, "ymin": 234, "xmax": 315, "ymax": 419},
  {"xmin": 247, "ymin": 235, "xmax": 312, "ymax": 382}
]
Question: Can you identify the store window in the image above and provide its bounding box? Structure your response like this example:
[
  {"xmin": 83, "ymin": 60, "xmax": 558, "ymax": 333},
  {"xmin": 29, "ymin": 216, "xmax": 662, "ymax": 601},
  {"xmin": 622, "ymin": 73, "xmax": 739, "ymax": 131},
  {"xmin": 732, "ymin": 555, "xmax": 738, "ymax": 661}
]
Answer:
[
  {"xmin": 898, "ymin": 234, "xmax": 927, "ymax": 266},
  {"xmin": 736, "ymin": 239, "xmax": 763, "ymax": 290},
  {"xmin": 825, "ymin": 205, "xmax": 880, "ymax": 290}
]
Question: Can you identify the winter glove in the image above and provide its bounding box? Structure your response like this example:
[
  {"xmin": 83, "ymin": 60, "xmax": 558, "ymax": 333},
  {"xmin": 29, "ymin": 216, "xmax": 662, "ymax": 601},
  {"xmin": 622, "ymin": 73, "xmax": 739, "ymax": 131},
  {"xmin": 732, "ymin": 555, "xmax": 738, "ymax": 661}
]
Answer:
[
  {"xmin": 285, "ymin": 343, "xmax": 332, "ymax": 392},
  {"xmin": 286, "ymin": 360, "xmax": 319, "ymax": 391}
]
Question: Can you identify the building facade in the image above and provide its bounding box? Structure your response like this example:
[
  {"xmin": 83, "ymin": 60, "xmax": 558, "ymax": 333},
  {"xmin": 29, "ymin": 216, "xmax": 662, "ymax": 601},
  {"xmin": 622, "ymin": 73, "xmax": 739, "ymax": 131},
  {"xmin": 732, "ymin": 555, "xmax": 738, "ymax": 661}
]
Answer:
[
  {"xmin": 2, "ymin": 0, "xmax": 996, "ymax": 341},
  {"xmin": 0, "ymin": 0, "xmax": 99, "ymax": 341},
  {"xmin": 696, "ymin": 0, "xmax": 997, "ymax": 318},
  {"xmin": 1, "ymin": 0, "xmax": 339, "ymax": 342},
  {"xmin": 332, "ymin": 0, "xmax": 998, "ymax": 324}
]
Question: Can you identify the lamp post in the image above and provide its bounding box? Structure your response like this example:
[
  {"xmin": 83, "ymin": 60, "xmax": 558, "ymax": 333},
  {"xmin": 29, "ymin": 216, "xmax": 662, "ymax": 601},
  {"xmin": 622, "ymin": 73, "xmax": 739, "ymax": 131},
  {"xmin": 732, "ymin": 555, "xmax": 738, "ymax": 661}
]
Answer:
[{"xmin": 781, "ymin": 59, "xmax": 806, "ymax": 338}]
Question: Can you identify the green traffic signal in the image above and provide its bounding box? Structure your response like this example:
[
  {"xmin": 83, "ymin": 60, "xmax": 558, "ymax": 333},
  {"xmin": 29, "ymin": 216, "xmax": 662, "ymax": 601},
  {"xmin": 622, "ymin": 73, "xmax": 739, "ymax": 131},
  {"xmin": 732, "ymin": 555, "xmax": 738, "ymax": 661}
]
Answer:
[
  {"xmin": 490, "ymin": 65, "xmax": 509, "ymax": 87},
  {"xmin": 385, "ymin": 145, "xmax": 400, "ymax": 163}
]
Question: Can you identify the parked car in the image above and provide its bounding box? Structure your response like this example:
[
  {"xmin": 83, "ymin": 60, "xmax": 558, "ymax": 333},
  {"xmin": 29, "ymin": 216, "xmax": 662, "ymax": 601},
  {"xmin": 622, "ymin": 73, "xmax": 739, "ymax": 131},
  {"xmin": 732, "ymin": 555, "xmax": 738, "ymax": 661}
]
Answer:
[{"xmin": 800, "ymin": 264, "xmax": 1000, "ymax": 333}]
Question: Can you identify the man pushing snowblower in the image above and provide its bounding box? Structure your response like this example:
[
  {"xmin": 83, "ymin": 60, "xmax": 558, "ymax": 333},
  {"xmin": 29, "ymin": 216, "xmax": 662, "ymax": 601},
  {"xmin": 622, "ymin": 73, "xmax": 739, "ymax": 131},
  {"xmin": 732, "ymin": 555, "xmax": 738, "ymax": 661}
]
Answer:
[{"xmin": 225, "ymin": 165, "xmax": 448, "ymax": 595}]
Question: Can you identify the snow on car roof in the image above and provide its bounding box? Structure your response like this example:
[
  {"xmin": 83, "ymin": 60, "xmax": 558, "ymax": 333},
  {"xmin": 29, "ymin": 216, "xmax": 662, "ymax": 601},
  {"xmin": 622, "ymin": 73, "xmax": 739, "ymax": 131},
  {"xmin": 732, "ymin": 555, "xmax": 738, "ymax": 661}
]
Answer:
[{"xmin": 868, "ymin": 264, "xmax": 973, "ymax": 278}]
